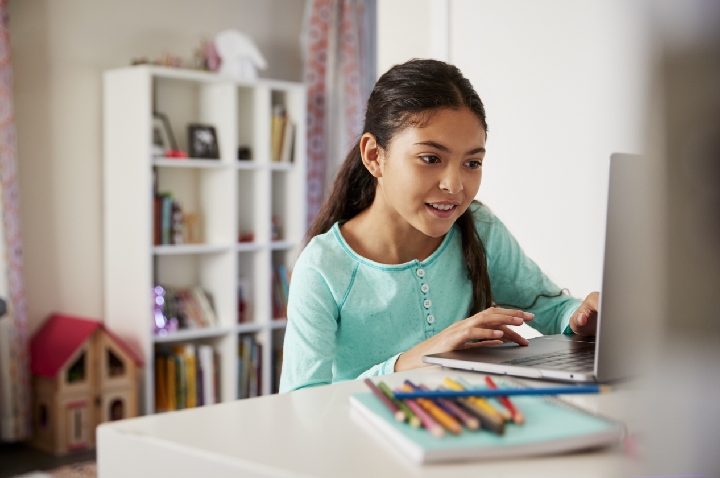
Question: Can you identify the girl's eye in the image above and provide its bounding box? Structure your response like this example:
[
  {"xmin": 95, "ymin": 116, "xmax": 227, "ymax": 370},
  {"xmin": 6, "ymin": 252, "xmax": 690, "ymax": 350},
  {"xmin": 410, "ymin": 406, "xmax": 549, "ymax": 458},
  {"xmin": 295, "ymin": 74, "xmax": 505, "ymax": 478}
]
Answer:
[
  {"xmin": 465, "ymin": 160, "xmax": 483, "ymax": 169},
  {"xmin": 420, "ymin": 155, "xmax": 440, "ymax": 164}
]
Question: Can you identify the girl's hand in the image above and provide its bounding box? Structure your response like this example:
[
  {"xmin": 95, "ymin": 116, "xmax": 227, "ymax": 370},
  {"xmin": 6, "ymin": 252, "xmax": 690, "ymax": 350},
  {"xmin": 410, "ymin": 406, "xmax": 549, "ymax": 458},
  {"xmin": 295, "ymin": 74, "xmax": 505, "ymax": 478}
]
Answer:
[
  {"xmin": 394, "ymin": 307, "xmax": 535, "ymax": 372},
  {"xmin": 569, "ymin": 292, "xmax": 599, "ymax": 336}
]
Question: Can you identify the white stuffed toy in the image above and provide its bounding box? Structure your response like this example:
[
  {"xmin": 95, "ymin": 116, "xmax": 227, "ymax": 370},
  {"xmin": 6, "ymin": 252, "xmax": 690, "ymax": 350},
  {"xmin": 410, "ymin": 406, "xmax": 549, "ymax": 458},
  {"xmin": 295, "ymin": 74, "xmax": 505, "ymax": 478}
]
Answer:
[{"xmin": 214, "ymin": 29, "xmax": 267, "ymax": 81}]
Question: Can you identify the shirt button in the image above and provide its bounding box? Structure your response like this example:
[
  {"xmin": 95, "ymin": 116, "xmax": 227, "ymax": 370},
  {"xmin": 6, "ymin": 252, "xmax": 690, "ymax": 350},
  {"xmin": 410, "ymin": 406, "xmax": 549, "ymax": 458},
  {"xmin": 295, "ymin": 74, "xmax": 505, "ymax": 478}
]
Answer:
[
  {"xmin": 416, "ymin": 268, "xmax": 425, "ymax": 278},
  {"xmin": 427, "ymin": 314, "xmax": 435, "ymax": 324},
  {"xmin": 421, "ymin": 283, "xmax": 429, "ymax": 293},
  {"xmin": 423, "ymin": 299, "xmax": 432, "ymax": 309}
]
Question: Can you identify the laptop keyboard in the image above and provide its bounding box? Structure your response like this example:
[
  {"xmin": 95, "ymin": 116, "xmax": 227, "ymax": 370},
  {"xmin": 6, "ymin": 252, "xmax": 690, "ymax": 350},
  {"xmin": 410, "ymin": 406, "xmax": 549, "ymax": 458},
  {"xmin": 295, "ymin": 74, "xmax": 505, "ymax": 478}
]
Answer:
[{"xmin": 501, "ymin": 348, "xmax": 595, "ymax": 372}]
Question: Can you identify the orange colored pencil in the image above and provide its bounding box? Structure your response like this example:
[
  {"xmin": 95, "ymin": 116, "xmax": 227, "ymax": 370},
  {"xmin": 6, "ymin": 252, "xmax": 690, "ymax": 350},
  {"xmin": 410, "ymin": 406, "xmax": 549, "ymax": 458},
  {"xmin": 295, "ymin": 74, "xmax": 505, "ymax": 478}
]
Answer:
[
  {"xmin": 485, "ymin": 376, "xmax": 525, "ymax": 425},
  {"xmin": 419, "ymin": 384, "xmax": 479, "ymax": 431},
  {"xmin": 401, "ymin": 383, "xmax": 462, "ymax": 435}
]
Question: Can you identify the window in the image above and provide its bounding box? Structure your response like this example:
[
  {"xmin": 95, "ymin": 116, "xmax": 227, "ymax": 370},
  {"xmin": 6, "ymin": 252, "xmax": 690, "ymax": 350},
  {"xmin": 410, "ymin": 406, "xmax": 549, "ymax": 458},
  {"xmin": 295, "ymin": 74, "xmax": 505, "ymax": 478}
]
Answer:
[
  {"xmin": 67, "ymin": 351, "xmax": 86, "ymax": 383},
  {"xmin": 107, "ymin": 349, "xmax": 125, "ymax": 377}
]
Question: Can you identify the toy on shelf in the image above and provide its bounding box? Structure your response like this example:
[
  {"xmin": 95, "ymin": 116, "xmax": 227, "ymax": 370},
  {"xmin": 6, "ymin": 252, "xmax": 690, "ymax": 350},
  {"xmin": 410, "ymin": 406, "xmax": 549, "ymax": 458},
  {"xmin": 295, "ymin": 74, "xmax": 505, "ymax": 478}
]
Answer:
[{"xmin": 29, "ymin": 314, "xmax": 143, "ymax": 455}]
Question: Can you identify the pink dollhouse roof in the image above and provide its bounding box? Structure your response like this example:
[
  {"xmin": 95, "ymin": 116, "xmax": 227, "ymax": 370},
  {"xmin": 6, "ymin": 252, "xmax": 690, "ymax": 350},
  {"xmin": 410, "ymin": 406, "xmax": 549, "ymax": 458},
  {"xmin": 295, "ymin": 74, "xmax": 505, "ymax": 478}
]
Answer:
[{"xmin": 30, "ymin": 313, "xmax": 143, "ymax": 378}]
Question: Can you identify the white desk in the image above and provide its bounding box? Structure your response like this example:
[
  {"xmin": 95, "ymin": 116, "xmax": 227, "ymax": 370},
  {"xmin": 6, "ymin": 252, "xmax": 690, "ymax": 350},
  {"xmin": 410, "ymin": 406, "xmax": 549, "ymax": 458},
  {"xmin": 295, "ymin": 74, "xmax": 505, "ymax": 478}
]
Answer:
[{"xmin": 97, "ymin": 367, "xmax": 643, "ymax": 477}]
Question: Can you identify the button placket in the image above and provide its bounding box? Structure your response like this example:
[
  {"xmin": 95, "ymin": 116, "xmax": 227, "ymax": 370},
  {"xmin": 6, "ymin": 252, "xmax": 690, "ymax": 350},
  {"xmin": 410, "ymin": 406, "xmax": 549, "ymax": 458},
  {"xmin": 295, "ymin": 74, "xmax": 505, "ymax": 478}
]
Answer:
[{"xmin": 415, "ymin": 266, "xmax": 435, "ymax": 328}]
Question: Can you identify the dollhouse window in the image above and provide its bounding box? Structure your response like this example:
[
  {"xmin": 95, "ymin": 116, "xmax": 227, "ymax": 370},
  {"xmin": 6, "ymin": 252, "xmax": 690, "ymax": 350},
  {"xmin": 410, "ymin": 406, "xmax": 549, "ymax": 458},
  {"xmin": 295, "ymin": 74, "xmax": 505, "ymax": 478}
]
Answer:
[
  {"xmin": 67, "ymin": 351, "xmax": 86, "ymax": 383},
  {"xmin": 110, "ymin": 399, "xmax": 124, "ymax": 421},
  {"xmin": 107, "ymin": 349, "xmax": 125, "ymax": 377}
]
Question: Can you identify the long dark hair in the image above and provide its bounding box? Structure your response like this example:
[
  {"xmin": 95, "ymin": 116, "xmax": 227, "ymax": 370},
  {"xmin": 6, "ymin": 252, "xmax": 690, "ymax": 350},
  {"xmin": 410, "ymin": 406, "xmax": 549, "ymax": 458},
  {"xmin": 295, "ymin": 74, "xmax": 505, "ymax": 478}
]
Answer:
[{"xmin": 307, "ymin": 59, "xmax": 493, "ymax": 315}]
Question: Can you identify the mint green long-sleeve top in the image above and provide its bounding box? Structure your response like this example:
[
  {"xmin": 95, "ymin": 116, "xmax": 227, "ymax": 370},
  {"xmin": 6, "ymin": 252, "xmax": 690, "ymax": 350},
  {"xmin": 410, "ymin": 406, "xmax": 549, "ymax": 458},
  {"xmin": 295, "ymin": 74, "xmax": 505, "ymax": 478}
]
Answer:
[{"xmin": 279, "ymin": 204, "xmax": 580, "ymax": 393}]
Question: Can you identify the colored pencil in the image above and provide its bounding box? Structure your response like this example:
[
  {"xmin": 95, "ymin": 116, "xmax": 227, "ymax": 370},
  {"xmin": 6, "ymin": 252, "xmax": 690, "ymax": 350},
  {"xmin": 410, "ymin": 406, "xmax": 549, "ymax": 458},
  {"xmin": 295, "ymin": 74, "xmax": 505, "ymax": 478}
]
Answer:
[
  {"xmin": 443, "ymin": 378, "xmax": 507, "ymax": 422},
  {"xmin": 364, "ymin": 379, "xmax": 405, "ymax": 422},
  {"xmin": 454, "ymin": 395, "xmax": 506, "ymax": 435},
  {"xmin": 397, "ymin": 388, "xmax": 445, "ymax": 438},
  {"xmin": 403, "ymin": 381, "xmax": 462, "ymax": 435},
  {"xmin": 378, "ymin": 381, "xmax": 420, "ymax": 428},
  {"xmin": 421, "ymin": 385, "xmax": 479, "ymax": 431},
  {"xmin": 394, "ymin": 383, "xmax": 609, "ymax": 399},
  {"xmin": 485, "ymin": 376, "xmax": 525, "ymax": 425},
  {"xmin": 455, "ymin": 377, "xmax": 512, "ymax": 422}
]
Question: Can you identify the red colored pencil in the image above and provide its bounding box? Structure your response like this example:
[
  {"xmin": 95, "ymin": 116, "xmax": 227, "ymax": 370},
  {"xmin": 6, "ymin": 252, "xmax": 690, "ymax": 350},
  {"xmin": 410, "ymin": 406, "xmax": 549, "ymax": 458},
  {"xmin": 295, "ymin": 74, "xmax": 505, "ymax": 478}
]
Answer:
[{"xmin": 485, "ymin": 376, "xmax": 525, "ymax": 425}]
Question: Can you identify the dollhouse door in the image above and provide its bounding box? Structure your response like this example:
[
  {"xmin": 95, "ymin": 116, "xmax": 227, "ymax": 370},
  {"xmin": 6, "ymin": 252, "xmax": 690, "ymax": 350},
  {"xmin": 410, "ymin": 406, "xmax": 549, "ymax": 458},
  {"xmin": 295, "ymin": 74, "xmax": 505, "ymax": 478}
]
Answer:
[
  {"xmin": 101, "ymin": 390, "xmax": 132, "ymax": 422},
  {"xmin": 65, "ymin": 400, "xmax": 90, "ymax": 451}
]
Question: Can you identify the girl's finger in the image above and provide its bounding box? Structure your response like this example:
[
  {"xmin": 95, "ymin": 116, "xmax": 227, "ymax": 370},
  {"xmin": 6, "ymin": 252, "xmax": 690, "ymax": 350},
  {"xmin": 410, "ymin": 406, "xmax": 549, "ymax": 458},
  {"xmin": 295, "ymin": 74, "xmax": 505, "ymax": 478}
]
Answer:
[
  {"xmin": 462, "ymin": 339, "xmax": 503, "ymax": 349},
  {"xmin": 478, "ymin": 307, "xmax": 534, "ymax": 320},
  {"xmin": 459, "ymin": 327, "xmax": 506, "ymax": 345},
  {"xmin": 471, "ymin": 312, "xmax": 529, "ymax": 328},
  {"xmin": 496, "ymin": 325, "xmax": 529, "ymax": 346}
]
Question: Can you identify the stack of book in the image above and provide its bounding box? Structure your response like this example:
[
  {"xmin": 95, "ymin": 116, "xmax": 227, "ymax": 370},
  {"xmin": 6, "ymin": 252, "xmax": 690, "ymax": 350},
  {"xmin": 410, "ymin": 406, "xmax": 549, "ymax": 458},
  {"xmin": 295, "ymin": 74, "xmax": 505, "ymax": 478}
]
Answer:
[
  {"xmin": 157, "ymin": 286, "xmax": 218, "ymax": 331},
  {"xmin": 154, "ymin": 344, "xmax": 219, "ymax": 412},
  {"xmin": 351, "ymin": 378, "xmax": 625, "ymax": 464},
  {"xmin": 238, "ymin": 335, "xmax": 262, "ymax": 399}
]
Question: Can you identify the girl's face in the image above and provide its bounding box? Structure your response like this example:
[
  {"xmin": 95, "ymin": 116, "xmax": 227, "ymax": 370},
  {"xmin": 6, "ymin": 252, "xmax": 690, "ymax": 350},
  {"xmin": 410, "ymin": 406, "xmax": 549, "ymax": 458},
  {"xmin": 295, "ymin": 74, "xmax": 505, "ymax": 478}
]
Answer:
[{"xmin": 372, "ymin": 107, "xmax": 486, "ymax": 238}]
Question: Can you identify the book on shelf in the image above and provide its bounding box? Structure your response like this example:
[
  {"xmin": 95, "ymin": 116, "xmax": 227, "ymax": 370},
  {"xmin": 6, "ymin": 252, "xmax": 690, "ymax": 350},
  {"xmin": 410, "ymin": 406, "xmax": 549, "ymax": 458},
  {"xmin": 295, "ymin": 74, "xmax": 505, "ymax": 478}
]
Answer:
[
  {"xmin": 270, "ymin": 105, "xmax": 295, "ymax": 163},
  {"xmin": 153, "ymin": 191, "xmax": 195, "ymax": 246},
  {"xmin": 197, "ymin": 344, "xmax": 216, "ymax": 406},
  {"xmin": 349, "ymin": 385, "xmax": 625, "ymax": 464},
  {"xmin": 154, "ymin": 344, "xmax": 219, "ymax": 412},
  {"xmin": 174, "ymin": 347, "xmax": 187, "ymax": 410},
  {"xmin": 183, "ymin": 345, "xmax": 197, "ymax": 409},
  {"xmin": 238, "ymin": 335, "xmax": 262, "ymax": 399},
  {"xmin": 280, "ymin": 120, "xmax": 295, "ymax": 163},
  {"xmin": 166, "ymin": 352, "xmax": 177, "ymax": 410}
]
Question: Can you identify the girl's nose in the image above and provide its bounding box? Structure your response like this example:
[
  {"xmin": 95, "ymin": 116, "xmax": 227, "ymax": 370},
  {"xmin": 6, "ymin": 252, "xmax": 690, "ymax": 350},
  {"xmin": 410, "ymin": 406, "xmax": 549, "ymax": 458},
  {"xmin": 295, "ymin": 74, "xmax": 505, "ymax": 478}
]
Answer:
[{"xmin": 439, "ymin": 169, "xmax": 463, "ymax": 194}]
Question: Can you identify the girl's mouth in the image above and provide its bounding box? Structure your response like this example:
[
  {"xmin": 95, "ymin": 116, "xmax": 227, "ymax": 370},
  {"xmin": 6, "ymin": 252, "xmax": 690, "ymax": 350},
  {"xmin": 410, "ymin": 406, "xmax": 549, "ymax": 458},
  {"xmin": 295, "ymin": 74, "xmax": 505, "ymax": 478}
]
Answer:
[{"xmin": 426, "ymin": 202, "xmax": 458, "ymax": 218}]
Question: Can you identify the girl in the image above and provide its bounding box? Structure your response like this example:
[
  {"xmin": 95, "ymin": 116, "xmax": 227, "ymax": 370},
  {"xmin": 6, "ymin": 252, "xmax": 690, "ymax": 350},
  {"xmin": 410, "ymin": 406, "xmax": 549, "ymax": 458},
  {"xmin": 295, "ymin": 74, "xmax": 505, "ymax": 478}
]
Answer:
[{"xmin": 279, "ymin": 59, "xmax": 598, "ymax": 393}]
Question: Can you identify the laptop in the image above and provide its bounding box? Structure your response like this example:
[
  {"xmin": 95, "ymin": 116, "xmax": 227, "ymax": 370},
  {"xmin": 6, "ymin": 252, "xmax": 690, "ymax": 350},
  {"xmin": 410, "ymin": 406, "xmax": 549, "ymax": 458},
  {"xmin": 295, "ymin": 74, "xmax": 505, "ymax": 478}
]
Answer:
[{"xmin": 423, "ymin": 153, "xmax": 650, "ymax": 383}]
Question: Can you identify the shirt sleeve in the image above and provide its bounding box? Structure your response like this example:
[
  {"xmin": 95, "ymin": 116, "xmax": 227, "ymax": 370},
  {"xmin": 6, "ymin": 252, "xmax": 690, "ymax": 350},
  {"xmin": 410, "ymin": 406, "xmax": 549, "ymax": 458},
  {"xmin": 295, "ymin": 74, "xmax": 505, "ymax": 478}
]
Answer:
[
  {"xmin": 279, "ymin": 255, "xmax": 340, "ymax": 393},
  {"xmin": 477, "ymin": 207, "xmax": 582, "ymax": 335},
  {"xmin": 356, "ymin": 353, "xmax": 402, "ymax": 379}
]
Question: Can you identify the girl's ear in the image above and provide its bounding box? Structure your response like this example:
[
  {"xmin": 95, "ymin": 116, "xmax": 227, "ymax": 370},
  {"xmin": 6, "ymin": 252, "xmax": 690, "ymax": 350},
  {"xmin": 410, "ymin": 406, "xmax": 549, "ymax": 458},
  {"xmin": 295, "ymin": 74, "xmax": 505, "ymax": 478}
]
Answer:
[{"xmin": 360, "ymin": 132, "xmax": 383, "ymax": 178}]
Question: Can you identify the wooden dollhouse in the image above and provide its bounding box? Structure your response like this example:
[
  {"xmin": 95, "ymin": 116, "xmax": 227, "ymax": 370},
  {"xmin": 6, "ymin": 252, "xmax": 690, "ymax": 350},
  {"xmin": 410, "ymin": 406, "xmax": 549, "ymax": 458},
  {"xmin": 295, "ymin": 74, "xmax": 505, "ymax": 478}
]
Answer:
[{"xmin": 29, "ymin": 313, "xmax": 143, "ymax": 455}]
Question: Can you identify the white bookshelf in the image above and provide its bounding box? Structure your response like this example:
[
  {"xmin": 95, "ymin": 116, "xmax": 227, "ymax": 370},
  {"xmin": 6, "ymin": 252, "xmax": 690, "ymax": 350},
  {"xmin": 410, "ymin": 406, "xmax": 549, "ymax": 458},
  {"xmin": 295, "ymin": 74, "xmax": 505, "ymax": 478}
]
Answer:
[{"xmin": 103, "ymin": 66, "xmax": 306, "ymax": 414}]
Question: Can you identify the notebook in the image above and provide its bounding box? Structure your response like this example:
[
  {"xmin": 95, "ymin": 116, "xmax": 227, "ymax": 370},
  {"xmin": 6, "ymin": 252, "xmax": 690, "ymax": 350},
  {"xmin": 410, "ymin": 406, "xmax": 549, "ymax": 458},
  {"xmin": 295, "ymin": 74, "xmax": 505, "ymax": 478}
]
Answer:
[
  {"xmin": 422, "ymin": 153, "xmax": 647, "ymax": 383},
  {"xmin": 349, "ymin": 385, "xmax": 624, "ymax": 464}
]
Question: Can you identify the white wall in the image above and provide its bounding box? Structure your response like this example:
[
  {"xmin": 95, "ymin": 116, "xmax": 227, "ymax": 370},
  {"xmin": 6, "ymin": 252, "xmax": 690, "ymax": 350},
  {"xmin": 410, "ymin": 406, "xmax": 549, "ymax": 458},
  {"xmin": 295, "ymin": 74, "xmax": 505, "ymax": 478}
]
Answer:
[
  {"xmin": 8, "ymin": 0, "xmax": 305, "ymax": 333},
  {"xmin": 378, "ymin": 0, "xmax": 652, "ymax": 301}
]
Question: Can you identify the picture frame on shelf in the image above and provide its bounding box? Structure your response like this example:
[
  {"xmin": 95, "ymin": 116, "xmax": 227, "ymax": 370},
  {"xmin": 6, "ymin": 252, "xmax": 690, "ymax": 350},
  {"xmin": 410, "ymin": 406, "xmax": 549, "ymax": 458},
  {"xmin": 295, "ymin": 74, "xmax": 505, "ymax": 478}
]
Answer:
[
  {"xmin": 152, "ymin": 112, "xmax": 177, "ymax": 157},
  {"xmin": 188, "ymin": 124, "xmax": 220, "ymax": 159}
]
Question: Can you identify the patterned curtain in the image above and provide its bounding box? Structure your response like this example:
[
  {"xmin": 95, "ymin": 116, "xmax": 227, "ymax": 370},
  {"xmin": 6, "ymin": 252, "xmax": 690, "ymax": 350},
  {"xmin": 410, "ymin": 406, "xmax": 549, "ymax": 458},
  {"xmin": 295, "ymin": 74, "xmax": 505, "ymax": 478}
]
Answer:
[
  {"xmin": 0, "ymin": 0, "xmax": 30, "ymax": 441},
  {"xmin": 303, "ymin": 0, "xmax": 376, "ymax": 227}
]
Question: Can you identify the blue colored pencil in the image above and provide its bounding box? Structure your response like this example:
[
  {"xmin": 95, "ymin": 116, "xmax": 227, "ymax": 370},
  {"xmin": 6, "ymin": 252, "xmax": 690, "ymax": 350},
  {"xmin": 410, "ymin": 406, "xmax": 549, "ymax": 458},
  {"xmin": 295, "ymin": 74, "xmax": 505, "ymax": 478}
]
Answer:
[{"xmin": 393, "ymin": 384, "xmax": 609, "ymax": 400}]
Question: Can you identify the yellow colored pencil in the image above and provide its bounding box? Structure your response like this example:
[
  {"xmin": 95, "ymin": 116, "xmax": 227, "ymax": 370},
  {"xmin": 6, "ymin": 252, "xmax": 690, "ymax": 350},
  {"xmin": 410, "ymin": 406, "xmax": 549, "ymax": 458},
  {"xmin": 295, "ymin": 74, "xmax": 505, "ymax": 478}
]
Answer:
[{"xmin": 444, "ymin": 377, "xmax": 507, "ymax": 421}]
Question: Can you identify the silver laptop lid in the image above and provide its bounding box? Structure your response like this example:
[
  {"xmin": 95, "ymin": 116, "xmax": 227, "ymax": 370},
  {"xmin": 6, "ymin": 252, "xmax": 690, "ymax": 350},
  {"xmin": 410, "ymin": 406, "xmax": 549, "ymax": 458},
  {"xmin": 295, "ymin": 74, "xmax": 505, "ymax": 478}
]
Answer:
[{"xmin": 595, "ymin": 153, "xmax": 658, "ymax": 382}]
